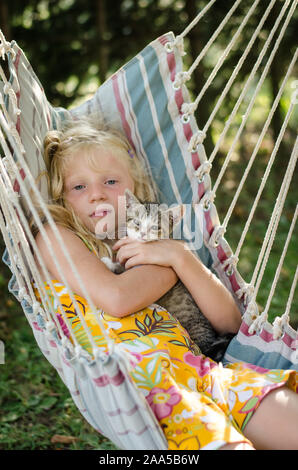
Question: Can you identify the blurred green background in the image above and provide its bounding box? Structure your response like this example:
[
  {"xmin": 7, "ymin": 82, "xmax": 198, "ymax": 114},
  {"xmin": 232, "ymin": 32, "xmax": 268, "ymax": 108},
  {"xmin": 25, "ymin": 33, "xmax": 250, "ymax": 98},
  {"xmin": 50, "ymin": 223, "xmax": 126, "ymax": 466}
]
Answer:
[{"xmin": 0, "ymin": 0, "xmax": 297, "ymax": 450}]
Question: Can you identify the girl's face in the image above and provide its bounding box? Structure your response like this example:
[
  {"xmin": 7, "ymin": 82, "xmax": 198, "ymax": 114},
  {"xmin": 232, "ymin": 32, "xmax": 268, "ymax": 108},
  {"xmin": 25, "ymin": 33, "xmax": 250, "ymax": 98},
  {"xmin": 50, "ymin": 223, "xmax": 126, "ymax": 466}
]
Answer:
[{"xmin": 63, "ymin": 147, "xmax": 134, "ymax": 239}]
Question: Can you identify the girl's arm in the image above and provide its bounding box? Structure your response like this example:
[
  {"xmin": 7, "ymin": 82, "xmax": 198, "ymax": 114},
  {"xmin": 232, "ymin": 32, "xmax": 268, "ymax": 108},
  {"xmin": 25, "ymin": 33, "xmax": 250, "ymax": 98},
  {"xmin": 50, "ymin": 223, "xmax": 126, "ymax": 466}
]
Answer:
[
  {"xmin": 114, "ymin": 238, "xmax": 241, "ymax": 334},
  {"xmin": 171, "ymin": 247, "xmax": 241, "ymax": 334},
  {"xmin": 35, "ymin": 224, "xmax": 178, "ymax": 317}
]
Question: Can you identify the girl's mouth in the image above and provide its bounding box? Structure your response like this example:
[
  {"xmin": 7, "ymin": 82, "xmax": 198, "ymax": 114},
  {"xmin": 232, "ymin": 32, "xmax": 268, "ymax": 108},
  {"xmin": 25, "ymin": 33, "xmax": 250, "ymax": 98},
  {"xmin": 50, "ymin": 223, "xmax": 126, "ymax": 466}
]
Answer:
[{"xmin": 91, "ymin": 209, "xmax": 111, "ymax": 218}]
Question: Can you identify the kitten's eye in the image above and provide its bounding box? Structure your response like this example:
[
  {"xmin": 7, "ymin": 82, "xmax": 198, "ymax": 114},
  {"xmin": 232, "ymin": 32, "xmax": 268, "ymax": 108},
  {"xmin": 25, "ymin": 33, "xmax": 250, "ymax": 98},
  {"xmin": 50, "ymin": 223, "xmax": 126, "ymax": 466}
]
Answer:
[
  {"xmin": 151, "ymin": 225, "xmax": 159, "ymax": 231},
  {"xmin": 133, "ymin": 219, "xmax": 140, "ymax": 227}
]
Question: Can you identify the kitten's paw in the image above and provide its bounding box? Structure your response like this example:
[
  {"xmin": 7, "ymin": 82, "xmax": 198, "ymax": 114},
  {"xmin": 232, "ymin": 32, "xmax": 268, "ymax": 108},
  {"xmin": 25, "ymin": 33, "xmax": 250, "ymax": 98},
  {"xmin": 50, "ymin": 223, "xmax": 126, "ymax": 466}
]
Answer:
[{"xmin": 101, "ymin": 257, "xmax": 124, "ymax": 273}]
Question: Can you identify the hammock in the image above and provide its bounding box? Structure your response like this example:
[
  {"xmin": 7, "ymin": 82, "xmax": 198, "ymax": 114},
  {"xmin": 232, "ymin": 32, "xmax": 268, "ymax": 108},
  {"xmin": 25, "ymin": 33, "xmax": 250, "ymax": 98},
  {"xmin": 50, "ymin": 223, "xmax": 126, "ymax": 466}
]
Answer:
[{"xmin": 0, "ymin": 0, "xmax": 297, "ymax": 450}]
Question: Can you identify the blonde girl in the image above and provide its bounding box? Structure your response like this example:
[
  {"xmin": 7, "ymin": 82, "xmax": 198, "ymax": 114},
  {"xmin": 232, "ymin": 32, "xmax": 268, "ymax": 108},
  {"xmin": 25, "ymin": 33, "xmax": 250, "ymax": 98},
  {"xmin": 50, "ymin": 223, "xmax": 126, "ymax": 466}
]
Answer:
[{"xmin": 34, "ymin": 117, "xmax": 298, "ymax": 450}]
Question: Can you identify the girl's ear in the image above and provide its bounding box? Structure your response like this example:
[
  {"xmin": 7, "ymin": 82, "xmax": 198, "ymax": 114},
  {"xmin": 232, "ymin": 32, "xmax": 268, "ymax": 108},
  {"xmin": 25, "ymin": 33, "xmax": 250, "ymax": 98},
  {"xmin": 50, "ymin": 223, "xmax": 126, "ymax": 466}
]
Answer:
[{"xmin": 124, "ymin": 188, "xmax": 141, "ymax": 208}]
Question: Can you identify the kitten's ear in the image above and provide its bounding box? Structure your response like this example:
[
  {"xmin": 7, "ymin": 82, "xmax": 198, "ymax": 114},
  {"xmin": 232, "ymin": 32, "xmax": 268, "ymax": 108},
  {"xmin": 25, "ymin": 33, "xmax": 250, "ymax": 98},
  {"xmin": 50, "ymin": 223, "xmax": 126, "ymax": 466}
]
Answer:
[{"xmin": 124, "ymin": 188, "xmax": 140, "ymax": 208}]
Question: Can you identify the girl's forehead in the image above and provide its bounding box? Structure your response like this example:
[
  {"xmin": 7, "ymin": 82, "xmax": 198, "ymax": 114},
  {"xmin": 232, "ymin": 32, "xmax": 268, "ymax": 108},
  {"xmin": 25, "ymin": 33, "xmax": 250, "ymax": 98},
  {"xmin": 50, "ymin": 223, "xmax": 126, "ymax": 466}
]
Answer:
[{"xmin": 64, "ymin": 146, "xmax": 130, "ymax": 175}]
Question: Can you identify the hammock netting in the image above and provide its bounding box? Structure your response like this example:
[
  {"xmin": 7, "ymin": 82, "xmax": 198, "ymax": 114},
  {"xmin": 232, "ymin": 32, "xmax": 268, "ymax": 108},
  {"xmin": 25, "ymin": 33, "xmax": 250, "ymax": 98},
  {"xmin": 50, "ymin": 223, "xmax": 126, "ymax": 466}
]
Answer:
[{"xmin": 0, "ymin": 0, "xmax": 297, "ymax": 450}]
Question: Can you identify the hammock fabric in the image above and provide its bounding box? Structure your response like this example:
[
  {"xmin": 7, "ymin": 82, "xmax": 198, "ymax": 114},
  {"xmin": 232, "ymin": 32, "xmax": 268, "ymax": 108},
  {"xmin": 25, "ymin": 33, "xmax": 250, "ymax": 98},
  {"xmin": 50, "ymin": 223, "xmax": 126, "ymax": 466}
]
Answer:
[{"xmin": 0, "ymin": 0, "xmax": 297, "ymax": 450}]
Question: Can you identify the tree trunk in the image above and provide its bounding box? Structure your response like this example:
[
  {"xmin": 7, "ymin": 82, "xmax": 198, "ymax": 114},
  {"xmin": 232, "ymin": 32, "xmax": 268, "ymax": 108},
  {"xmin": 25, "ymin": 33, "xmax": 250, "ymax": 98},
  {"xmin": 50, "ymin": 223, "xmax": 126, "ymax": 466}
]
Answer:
[
  {"xmin": 0, "ymin": 0, "xmax": 11, "ymax": 41},
  {"xmin": 95, "ymin": 0, "xmax": 109, "ymax": 83}
]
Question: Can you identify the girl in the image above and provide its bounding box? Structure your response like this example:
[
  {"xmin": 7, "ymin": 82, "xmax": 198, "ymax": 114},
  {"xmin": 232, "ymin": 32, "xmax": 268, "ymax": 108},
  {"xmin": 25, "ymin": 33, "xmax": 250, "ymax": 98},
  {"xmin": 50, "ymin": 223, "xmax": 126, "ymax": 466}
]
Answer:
[{"xmin": 34, "ymin": 117, "xmax": 298, "ymax": 450}]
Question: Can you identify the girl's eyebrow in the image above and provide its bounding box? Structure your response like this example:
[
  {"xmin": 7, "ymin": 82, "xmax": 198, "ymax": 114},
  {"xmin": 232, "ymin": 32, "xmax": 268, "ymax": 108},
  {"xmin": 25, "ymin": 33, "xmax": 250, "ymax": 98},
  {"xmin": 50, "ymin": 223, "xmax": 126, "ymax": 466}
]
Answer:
[{"xmin": 65, "ymin": 171, "xmax": 121, "ymax": 183}]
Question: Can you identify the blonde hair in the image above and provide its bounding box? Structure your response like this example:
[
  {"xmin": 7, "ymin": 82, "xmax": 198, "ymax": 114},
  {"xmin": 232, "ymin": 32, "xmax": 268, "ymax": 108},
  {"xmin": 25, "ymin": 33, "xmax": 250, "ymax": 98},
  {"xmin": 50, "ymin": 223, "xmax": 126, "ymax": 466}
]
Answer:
[{"xmin": 32, "ymin": 116, "xmax": 156, "ymax": 258}]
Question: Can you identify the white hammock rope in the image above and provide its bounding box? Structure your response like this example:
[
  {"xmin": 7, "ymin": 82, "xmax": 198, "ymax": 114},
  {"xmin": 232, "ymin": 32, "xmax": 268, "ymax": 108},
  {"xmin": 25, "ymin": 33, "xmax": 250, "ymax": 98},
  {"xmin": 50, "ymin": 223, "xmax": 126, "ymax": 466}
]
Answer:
[
  {"xmin": 0, "ymin": 157, "xmax": 48, "ymax": 309},
  {"xmin": 267, "ymin": 206, "xmax": 298, "ymax": 338},
  {"xmin": 248, "ymin": 137, "xmax": 298, "ymax": 334},
  {"xmin": 283, "ymin": 265, "xmax": 298, "ymax": 326},
  {"xmin": 191, "ymin": 0, "xmax": 280, "ymax": 143},
  {"xmin": 234, "ymin": 57, "xmax": 298, "ymax": 260},
  {"xmin": 199, "ymin": 0, "xmax": 294, "ymax": 164},
  {"xmin": 198, "ymin": 9, "xmax": 297, "ymax": 298},
  {"xmin": 252, "ymin": 136, "xmax": 298, "ymax": 297},
  {"xmin": 181, "ymin": 0, "xmax": 296, "ymax": 217},
  {"xmin": 166, "ymin": 0, "xmax": 218, "ymax": 54},
  {"xmin": 0, "ymin": 43, "xmax": 121, "ymax": 357},
  {"xmin": 210, "ymin": 0, "xmax": 296, "ymax": 189},
  {"xmin": 0, "ymin": 128, "xmax": 80, "ymax": 345},
  {"xmin": 0, "ymin": 111, "xmax": 114, "ymax": 355},
  {"xmin": 205, "ymin": 52, "xmax": 297, "ymax": 254},
  {"xmin": 233, "ymin": 98, "xmax": 295, "ymax": 257},
  {"xmin": 178, "ymin": 0, "xmax": 292, "ymax": 124},
  {"xmin": 181, "ymin": 0, "xmax": 264, "ymax": 118},
  {"xmin": 170, "ymin": 0, "xmax": 297, "ymax": 329},
  {"xmin": 174, "ymin": 0, "xmax": 245, "ymax": 90}
]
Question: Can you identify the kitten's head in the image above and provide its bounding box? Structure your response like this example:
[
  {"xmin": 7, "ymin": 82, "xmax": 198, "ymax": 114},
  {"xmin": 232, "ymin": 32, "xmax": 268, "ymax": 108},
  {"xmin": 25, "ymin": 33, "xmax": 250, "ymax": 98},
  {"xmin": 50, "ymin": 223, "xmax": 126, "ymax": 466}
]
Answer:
[{"xmin": 124, "ymin": 189, "xmax": 184, "ymax": 241}]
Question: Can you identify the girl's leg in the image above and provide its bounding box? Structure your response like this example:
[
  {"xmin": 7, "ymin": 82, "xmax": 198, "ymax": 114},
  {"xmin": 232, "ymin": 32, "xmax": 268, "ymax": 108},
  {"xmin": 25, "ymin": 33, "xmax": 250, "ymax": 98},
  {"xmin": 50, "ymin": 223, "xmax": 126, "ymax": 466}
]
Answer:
[
  {"xmin": 243, "ymin": 386, "xmax": 298, "ymax": 450},
  {"xmin": 220, "ymin": 442, "xmax": 255, "ymax": 450}
]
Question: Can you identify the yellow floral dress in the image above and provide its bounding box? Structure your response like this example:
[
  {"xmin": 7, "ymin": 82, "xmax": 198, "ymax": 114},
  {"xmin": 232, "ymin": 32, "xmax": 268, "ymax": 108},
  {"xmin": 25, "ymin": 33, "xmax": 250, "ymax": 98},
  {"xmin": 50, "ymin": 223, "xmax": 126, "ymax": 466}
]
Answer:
[{"xmin": 36, "ymin": 278, "xmax": 298, "ymax": 450}]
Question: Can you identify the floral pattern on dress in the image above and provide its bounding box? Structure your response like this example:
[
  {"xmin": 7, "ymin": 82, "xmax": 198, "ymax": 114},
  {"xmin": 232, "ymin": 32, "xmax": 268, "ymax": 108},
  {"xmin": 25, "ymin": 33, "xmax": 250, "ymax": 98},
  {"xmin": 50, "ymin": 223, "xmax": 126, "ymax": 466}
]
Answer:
[{"xmin": 34, "ymin": 280, "xmax": 298, "ymax": 450}]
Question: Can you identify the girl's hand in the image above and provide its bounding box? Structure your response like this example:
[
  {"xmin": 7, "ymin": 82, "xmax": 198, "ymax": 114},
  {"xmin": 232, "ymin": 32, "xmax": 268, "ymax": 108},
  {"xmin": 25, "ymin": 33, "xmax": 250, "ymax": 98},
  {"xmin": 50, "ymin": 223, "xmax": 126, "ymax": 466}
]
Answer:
[{"xmin": 112, "ymin": 237, "xmax": 186, "ymax": 270}]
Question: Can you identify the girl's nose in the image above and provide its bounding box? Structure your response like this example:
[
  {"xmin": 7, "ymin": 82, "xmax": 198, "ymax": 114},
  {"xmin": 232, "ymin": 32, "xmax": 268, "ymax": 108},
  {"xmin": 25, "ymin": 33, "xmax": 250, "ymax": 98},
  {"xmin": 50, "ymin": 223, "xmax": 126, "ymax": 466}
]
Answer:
[{"xmin": 89, "ymin": 185, "xmax": 106, "ymax": 202}]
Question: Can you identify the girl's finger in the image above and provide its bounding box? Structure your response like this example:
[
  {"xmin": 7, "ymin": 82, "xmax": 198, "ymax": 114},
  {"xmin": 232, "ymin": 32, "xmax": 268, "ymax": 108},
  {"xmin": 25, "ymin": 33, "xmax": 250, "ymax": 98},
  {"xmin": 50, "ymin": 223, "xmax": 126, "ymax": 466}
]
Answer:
[
  {"xmin": 116, "ymin": 244, "xmax": 139, "ymax": 263},
  {"xmin": 113, "ymin": 237, "xmax": 135, "ymax": 250},
  {"xmin": 125, "ymin": 255, "xmax": 143, "ymax": 270}
]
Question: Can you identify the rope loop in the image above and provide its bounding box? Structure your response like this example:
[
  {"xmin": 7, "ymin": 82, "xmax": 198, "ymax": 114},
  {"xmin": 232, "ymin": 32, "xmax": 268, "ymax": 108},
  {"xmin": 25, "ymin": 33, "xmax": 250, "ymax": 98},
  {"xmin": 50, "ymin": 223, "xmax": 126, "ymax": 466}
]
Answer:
[
  {"xmin": 291, "ymin": 350, "xmax": 298, "ymax": 364},
  {"xmin": 209, "ymin": 225, "xmax": 225, "ymax": 248},
  {"xmin": 45, "ymin": 320, "xmax": 56, "ymax": 334},
  {"xmin": 3, "ymin": 83, "xmax": 21, "ymax": 117},
  {"xmin": 17, "ymin": 286, "xmax": 27, "ymax": 301},
  {"xmin": 245, "ymin": 299, "xmax": 259, "ymax": 320},
  {"xmin": 188, "ymin": 131, "xmax": 207, "ymax": 152},
  {"xmin": 272, "ymin": 315, "xmax": 286, "ymax": 340},
  {"xmin": 164, "ymin": 41, "xmax": 174, "ymax": 53},
  {"xmin": 164, "ymin": 35, "xmax": 186, "ymax": 56},
  {"xmin": 33, "ymin": 300, "xmax": 42, "ymax": 315},
  {"xmin": 8, "ymin": 123, "xmax": 23, "ymax": 149},
  {"xmin": 74, "ymin": 344, "xmax": 85, "ymax": 359},
  {"xmin": 173, "ymin": 35, "xmax": 187, "ymax": 56},
  {"xmin": 2, "ymin": 156, "xmax": 11, "ymax": 170},
  {"xmin": 235, "ymin": 283, "xmax": 255, "ymax": 306},
  {"xmin": 222, "ymin": 254, "xmax": 239, "ymax": 277},
  {"xmin": 0, "ymin": 31, "xmax": 16, "ymax": 60},
  {"xmin": 200, "ymin": 190, "xmax": 215, "ymax": 212},
  {"xmin": 194, "ymin": 161, "xmax": 212, "ymax": 182},
  {"xmin": 7, "ymin": 188, "xmax": 19, "ymax": 205},
  {"xmin": 173, "ymin": 71, "xmax": 191, "ymax": 90},
  {"xmin": 248, "ymin": 309, "xmax": 267, "ymax": 335},
  {"xmin": 181, "ymin": 102, "xmax": 197, "ymax": 123}
]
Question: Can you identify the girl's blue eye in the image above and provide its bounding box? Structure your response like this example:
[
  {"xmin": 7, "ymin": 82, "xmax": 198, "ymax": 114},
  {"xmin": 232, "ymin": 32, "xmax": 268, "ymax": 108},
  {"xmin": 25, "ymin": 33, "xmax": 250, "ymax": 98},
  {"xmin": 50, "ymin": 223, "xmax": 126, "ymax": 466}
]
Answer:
[
  {"xmin": 106, "ymin": 179, "xmax": 117, "ymax": 185},
  {"xmin": 74, "ymin": 184, "xmax": 85, "ymax": 191}
]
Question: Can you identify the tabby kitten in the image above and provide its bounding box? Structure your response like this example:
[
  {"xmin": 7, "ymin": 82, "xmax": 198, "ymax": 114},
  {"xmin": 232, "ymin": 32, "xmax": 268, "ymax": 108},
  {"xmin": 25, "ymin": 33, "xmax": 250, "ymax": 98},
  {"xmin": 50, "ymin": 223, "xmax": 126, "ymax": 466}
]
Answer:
[{"xmin": 102, "ymin": 189, "xmax": 233, "ymax": 361}]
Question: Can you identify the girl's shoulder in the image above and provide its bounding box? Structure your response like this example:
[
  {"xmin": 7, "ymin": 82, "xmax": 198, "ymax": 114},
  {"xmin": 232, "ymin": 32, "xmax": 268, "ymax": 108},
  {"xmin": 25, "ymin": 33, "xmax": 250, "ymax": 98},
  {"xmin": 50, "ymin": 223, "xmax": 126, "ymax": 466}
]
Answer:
[
  {"xmin": 75, "ymin": 233, "xmax": 96, "ymax": 254},
  {"xmin": 35, "ymin": 223, "xmax": 91, "ymax": 257}
]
